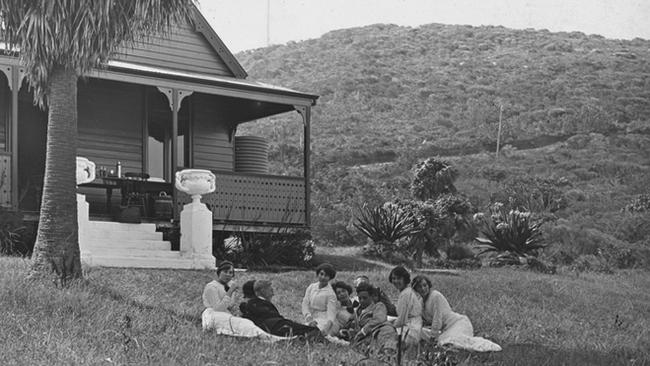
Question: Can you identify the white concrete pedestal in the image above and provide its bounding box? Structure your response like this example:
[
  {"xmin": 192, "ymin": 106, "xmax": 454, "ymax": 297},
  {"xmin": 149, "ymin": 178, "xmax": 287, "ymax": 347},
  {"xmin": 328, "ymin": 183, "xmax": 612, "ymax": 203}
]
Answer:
[{"xmin": 180, "ymin": 201, "xmax": 216, "ymax": 269}]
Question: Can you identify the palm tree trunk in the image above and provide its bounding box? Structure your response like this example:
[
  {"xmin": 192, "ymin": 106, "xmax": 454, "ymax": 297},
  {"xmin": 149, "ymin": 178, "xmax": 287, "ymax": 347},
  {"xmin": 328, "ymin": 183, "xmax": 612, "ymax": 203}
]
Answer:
[{"xmin": 30, "ymin": 66, "xmax": 82, "ymax": 282}]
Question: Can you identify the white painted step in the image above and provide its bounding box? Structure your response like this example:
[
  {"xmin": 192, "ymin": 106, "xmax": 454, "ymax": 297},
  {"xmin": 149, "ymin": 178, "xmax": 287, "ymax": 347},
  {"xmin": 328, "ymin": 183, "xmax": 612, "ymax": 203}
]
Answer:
[
  {"xmin": 86, "ymin": 222, "xmax": 163, "ymax": 240},
  {"xmin": 82, "ymin": 254, "xmax": 215, "ymax": 269},
  {"xmin": 86, "ymin": 229, "xmax": 163, "ymax": 241},
  {"xmin": 88, "ymin": 221, "xmax": 158, "ymax": 231},
  {"xmin": 83, "ymin": 239, "xmax": 171, "ymax": 251},
  {"xmin": 85, "ymin": 248, "xmax": 180, "ymax": 258}
]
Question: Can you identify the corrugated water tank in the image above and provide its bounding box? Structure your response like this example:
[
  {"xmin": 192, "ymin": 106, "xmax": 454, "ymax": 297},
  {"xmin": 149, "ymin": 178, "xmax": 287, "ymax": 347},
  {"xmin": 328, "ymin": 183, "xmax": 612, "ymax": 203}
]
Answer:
[{"xmin": 234, "ymin": 135, "xmax": 269, "ymax": 174}]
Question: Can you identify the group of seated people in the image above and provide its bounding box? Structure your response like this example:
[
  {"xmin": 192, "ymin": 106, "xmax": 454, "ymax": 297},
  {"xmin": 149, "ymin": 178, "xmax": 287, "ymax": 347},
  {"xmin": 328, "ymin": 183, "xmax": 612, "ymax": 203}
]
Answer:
[{"xmin": 202, "ymin": 261, "xmax": 501, "ymax": 353}]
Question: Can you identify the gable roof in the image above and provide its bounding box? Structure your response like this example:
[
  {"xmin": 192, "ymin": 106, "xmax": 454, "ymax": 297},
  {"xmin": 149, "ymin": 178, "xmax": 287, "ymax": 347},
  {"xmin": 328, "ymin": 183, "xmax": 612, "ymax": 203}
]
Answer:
[
  {"xmin": 190, "ymin": 6, "xmax": 247, "ymax": 79},
  {"xmin": 111, "ymin": 4, "xmax": 247, "ymax": 79}
]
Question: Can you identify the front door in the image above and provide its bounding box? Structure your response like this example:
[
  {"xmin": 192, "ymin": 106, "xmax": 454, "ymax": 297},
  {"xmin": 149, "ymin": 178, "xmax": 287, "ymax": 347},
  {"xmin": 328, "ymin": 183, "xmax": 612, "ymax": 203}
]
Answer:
[{"xmin": 146, "ymin": 89, "xmax": 190, "ymax": 182}]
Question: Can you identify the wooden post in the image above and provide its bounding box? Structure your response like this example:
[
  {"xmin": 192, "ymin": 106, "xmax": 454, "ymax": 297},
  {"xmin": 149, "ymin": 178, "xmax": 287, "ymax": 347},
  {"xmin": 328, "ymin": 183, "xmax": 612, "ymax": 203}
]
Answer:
[
  {"xmin": 171, "ymin": 89, "xmax": 179, "ymax": 219},
  {"xmin": 296, "ymin": 105, "xmax": 311, "ymax": 228},
  {"xmin": 495, "ymin": 104, "xmax": 503, "ymax": 161},
  {"xmin": 304, "ymin": 106, "xmax": 311, "ymax": 228},
  {"xmin": 11, "ymin": 66, "xmax": 19, "ymax": 210}
]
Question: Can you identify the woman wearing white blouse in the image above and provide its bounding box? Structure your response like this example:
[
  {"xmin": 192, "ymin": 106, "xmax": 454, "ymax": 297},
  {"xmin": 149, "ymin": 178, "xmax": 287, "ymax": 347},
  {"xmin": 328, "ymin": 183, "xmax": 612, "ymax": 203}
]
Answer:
[
  {"xmin": 389, "ymin": 266, "xmax": 422, "ymax": 346},
  {"xmin": 203, "ymin": 261, "xmax": 238, "ymax": 312},
  {"xmin": 301, "ymin": 262, "xmax": 338, "ymax": 335},
  {"xmin": 411, "ymin": 275, "xmax": 501, "ymax": 352}
]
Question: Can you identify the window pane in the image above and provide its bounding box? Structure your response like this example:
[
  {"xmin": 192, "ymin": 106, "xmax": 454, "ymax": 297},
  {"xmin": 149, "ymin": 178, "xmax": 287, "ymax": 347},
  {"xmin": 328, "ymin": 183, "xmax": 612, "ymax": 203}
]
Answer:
[{"xmin": 148, "ymin": 136, "xmax": 164, "ymax": 179}]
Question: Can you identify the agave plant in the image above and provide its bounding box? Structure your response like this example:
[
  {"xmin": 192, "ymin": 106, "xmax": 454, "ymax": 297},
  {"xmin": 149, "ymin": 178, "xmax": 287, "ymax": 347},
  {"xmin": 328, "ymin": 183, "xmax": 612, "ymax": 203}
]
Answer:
[
  {"xmin": 474, "ymin": 204, "xmax": 545, "ymax": 260},
  {"xmin": 353, "ymin": 202, "xmax": 419, "ymax": 244}
]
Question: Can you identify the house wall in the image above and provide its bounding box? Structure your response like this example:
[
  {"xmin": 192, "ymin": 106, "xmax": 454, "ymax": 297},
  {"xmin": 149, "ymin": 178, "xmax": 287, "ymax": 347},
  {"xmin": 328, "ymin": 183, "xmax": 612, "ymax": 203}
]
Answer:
[
  {"xmin": 113, "ymin": 20, "xmax": 234, "ymax": 78},
  {"xmin": 191, "ymin": 93, "xmax": 234, "ymax": 171},
  {"xmin": 77, "ymin": 79, "xmax": 144, "ymax": 212}
]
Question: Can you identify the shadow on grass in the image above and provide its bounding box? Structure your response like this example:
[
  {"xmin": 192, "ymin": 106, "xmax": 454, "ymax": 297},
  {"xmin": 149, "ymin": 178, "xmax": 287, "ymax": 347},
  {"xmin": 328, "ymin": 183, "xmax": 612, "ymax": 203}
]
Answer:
[{"xmin": 461, "ymin": 343, "xmax": 648, "ymax": 366}]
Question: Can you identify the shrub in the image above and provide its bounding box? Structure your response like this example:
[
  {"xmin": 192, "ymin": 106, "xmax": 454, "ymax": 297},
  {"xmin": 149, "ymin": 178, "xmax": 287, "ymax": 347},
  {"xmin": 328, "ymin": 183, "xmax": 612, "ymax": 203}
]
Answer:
[
  {"xmin": 570, "ymin": 254, "xmax": 613, "ymax": 273},
  {"xmin": 446, "ymin": 242, "xmax": 476, "ymax": 260},
  {"xmin": 474, "ymin": 203, "xmax": 545, "ymax": 262},
  {"xmin": 478, "ymin": 165, "xmax": 508, "ymax": 182},
  {"xmin": 217, "ymin": 230, "xmax": 314, "ymax": 268},
  {"xmin": 612, "ymin": 212, "xmax": 650, "ymax": 244},
  {"xmin": 353, "ymin": 202, "xmax": 419, "ymax": 244},
  {"xmin": 493, "ymin": 175, "xmax": 570, "ymax": 213},
  {"xmin": 542, "ymin": 221, "xmax": 650, "ymax": 270},
  {"xmin": 411, "ymin": 157, "xmax": 458, "ymax": 201},
  {"xmin": 0, "ymin": 208, "xmax": 26, "ymax": 256},
  {"xmin": 395, "ymin": 195, "xmax": 474, "ymax": 266}
]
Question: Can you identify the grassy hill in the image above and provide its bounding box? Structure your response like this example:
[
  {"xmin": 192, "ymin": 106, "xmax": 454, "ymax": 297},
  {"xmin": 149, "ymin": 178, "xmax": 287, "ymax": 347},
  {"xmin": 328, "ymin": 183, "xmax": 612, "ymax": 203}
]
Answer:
[{"xmin": 234, "ymin": 23, "xmax": 650, "ymax": 265}]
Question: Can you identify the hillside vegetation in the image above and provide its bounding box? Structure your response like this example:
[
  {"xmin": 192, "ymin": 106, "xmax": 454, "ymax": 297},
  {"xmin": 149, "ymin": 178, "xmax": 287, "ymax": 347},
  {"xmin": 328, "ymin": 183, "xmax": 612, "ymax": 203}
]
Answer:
[{"xmin": 235, "ymin": 23, "xmax": 650, "ymax": 267}]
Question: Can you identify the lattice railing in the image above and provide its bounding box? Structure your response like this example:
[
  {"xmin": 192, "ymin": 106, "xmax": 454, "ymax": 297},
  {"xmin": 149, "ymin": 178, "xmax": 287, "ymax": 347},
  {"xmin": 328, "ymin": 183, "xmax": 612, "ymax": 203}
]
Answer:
[
  {"xmin": 0, "ymin": 154, "xmax": 10, "ymax": 208},
  {"xmin": 176, "ymin": 171, "xmax": 306, "ymax": 225}
]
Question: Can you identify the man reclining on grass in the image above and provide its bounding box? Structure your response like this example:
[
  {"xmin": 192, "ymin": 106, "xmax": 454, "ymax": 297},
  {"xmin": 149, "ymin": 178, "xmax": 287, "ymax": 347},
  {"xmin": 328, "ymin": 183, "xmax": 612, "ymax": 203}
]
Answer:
[
  {"xmin": 201, "ymin": 262, "xmax": 293, "ymax": 342},
  {"xmin": 243, "ymin": 280, "xmax": 322, "ymax": 338}
]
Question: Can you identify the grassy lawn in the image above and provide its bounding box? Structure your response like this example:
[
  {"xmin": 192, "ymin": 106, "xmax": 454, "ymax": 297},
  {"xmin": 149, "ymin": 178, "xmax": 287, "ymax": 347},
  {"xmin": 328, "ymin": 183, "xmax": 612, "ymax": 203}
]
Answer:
[{"xmin": 1, "ymin": 256, "xmax": 649, "ymax": 365}]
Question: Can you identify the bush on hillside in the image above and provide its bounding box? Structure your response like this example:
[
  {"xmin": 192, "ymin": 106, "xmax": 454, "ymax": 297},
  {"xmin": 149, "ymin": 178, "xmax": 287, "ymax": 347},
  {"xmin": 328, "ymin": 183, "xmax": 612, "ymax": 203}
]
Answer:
[
  {"xmin": 541, "ymin": 221, "xmax": 650, "ymax": 270},
  {"xmin": 411, "ymin": 158, "xmax": 458, "ymax": 201},
  {"xmin": 474, "ymin": 202, "xmax": 545, "ymax": 264},
  {"xmin": 353, "ymin": 202, "xmax": 419, "ymax": 245},
  {"xmin": 395, "ymin": 194, "xmax": 474, "ymax": 266},
  {"xmin": 493, "ymin": 175, "xmax": 570, "ymax": 213}
]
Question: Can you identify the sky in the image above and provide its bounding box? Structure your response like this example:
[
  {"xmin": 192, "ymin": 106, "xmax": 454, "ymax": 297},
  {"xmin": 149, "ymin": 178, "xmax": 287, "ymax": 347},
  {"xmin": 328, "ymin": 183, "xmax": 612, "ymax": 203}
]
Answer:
[{"xmin": 199, "ymin": 0, "xmax": 650, "ymax": 53}]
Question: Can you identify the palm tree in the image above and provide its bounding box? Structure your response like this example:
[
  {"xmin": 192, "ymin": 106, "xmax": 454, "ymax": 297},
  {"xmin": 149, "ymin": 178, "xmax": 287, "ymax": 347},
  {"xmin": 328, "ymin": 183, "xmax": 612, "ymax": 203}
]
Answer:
[{"xmin": 0, "ymin": 0, "xmax": 195, "ymax": 281}]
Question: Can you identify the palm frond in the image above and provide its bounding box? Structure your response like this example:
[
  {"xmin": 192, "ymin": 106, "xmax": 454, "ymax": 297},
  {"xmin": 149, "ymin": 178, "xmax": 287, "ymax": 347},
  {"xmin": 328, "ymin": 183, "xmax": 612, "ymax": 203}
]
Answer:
[{"xmin": 0, "ymin": 0, "xmax": 196, "ymax": 105}]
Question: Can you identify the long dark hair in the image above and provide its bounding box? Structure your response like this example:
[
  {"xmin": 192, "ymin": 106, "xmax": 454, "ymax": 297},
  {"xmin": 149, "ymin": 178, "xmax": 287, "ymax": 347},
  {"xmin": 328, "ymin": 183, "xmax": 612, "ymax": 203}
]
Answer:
[{"xmin": 411, "ymin": 275, "xmax": 433, "ymax": 300}]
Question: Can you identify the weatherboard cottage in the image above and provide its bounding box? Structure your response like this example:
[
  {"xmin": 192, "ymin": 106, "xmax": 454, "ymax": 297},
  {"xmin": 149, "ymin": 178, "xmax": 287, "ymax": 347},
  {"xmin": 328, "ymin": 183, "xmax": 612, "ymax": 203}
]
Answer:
[{"xmin": 0, "ymin": 6, "xmax": 318, "ymax": 268}]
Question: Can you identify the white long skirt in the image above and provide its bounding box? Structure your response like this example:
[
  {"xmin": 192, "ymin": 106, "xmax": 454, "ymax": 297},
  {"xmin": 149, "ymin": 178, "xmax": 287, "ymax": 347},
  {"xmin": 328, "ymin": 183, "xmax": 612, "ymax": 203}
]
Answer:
[
  {"xmin": 201, "ymin": 308, "xmax": 294, "ymax": 342},
  {"xmin": 422, "ymin": 315, "xmax": 501, "ymax": 352}
]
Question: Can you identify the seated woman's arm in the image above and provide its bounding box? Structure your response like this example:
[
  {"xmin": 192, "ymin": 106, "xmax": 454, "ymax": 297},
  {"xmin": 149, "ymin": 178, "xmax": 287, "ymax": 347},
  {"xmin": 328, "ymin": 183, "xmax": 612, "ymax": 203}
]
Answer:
[
  {"xmin": 324, "ymin": 289, "xmax": 338, "ymax": 330},
  {"xmin": 393, "ymin": 290, "xmax": 409, "ymax": 328},
  {"xmin": 202, "ymin": 282, "xmax": 233, "ymax": 312},
  {"xmin": 428, "ymin": 291, "xmax": 453, "ymax": 337},
  {"xmin": 301, "ymin": 283, "xmax": 314, "ymax": 323}
]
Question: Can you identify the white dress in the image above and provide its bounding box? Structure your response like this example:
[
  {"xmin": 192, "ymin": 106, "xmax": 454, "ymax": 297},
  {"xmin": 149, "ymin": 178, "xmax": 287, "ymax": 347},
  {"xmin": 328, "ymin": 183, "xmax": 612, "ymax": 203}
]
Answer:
[
  {"xmin": 393, "ymin": 287, "xmax": 423, "ymax": 345},
  {"xmin": 201, "ymin": 280, "xmax": 292, "ymax": 342},
  {"xmin": 421, "ymin": 291, "xmax": 501, "ymax": 352},
  {"xmin": 301, "ymin": 282, "xmax": 338, "ymax": 334}
]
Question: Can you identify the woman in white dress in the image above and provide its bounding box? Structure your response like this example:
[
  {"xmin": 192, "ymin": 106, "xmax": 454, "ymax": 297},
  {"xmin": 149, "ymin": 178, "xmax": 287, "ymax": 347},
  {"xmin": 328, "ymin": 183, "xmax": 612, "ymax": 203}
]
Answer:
[
  {"xmin": 301, "ymin": 262, "xmax": 338, "ymax": 335},
  {"xmin": 389, "ymin": 266, "xmax": 422, "ymax": 347},
  {"xmin": 202, "ymin": 261, "xmax": 289, "ymax": 341},
  {"xmin": 411, "ymin": 275, "xmax": 501, "ymax": 352}
]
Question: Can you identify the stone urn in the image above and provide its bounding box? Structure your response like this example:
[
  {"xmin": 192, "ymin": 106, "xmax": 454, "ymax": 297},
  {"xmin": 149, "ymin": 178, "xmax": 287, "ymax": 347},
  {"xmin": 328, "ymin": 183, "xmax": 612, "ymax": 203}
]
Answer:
[
  {"xmin": 175, "ymin": 169, "xmax": 216, "ymax": 204},
  {"xmin": 76, "ymin": 157, "xmax": 96, "ymax": 185}
]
